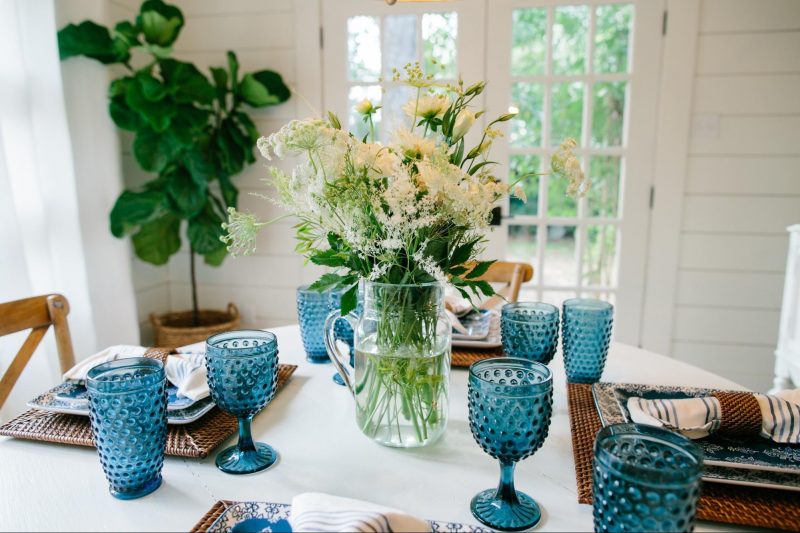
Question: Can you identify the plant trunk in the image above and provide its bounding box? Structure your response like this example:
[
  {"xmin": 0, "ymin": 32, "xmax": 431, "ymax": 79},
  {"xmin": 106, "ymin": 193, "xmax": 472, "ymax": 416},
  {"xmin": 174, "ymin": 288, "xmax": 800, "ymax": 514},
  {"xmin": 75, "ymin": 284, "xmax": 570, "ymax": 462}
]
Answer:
[{"xmin": 190, "ymin": 246, "xmax": 199, "ymax": 327}]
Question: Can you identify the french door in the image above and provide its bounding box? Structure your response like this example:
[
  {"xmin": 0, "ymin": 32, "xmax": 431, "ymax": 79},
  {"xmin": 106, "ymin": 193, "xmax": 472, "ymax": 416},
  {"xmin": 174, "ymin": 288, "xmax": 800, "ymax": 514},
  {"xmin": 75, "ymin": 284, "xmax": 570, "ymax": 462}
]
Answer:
[{"xmin": 321, "ymin": 0, "xmax": 663, "ymax": 344}]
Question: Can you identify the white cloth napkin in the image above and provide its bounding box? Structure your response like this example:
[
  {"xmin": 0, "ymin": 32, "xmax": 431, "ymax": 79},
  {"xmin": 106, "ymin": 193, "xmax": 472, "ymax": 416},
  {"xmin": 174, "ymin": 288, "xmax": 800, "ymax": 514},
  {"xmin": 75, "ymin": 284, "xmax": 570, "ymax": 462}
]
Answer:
[
  {"xmin": 290, "ymin": 493, "xmax": 430, "ymax": 533},
  {"xmin": 62, "ymin": 344, "xmax": 210, "ymax": 401},
  {"xmin": 627, "ymin": 389, "xmax": 800, "ymax": 444}
]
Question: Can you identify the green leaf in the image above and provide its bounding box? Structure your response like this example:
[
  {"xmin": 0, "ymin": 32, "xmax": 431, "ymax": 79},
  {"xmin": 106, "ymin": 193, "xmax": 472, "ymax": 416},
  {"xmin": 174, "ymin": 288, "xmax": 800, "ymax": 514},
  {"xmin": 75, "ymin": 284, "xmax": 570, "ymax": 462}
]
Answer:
[
  {"xmin": 109, "ymin": 189, "xmax": 166, "ymax": 237},
  {"xmin": 327, "ymin": 111, "xmax": 342, "ymax": 130},
  {"xmin": 137, "ymin": 72, "xmax": 168, "ymax": 101},
  {"xmin": 109, "ymin": 96, "xmax": 144, "ymax": 131},
  {"xmin": 468, "ymin": 160, "xmax": 498, "ymax": 176},
  {"xmin": 184, "ymin": 147, "xmax": 214, "ymax": 186},
  {"xmin": 450, "ymin": 239, "xmax": 478, "ymax": 266},
  {"xmin": 309, "ymin": 249, "xmax": 347, "ymax": 268},
  {"xmin": 227, "ymin": 51, "xmax": 239, "ymax": 93},
  {"xmin": 234, "ymin": 112, "xmax": 259, "ymax": 143},
  {"xmin": 125, "ymin": 78, "xmax": 174, "ymax": 131},
  {"xmin": 238, "ymin": 73, "xmax": 281, "ymax": 107},
  {"xmin": 203, "ymin": 244, "xmax": 228, "ymax": 266},
  {"xmin": 249, "ymin": 70, "xmax": 290, "ymax": 104},
  {"xmin": 218, "ymin": 174, "xmax": 238, "ymax": 208},
  {"xmin": 187, "ymin": 205, "xmax": 225, "ymax": 254},
  {"xmin": 165, "ymin": 167, "xmax": 206, "ymax": 218},
  {"xmin": 113, "ymin": 21, "xmax": 140, "ymax": 46},
  {"xmin": 160, "ymin": 59, "xmax": 215, "ymax": 105},
  {"xmin": 224, "ymin": 119, "xmax": 254, "ymax": 164},
  {"xmin": 58, "ymin": 21, "xmax": 124, "ymax": 64},
  {"xmin": 309, "ymin": 273, "xmax": 347, "ymax": 292},
  {"xmin": 133, "ymin": 128, "xmax": 179, "ymax": 172},
  {"xmin": 210, "ymin": 66, "xmax": 228, "ymax": 103},
  {"xmin": 216, "ymin": 124, "xmax": 246, "ymax": 175},
  {"xmin": 137, "ymin": 0, "xmax": 184, "ymax": 47},
  {"xmin": 340, "ymin": 284, "xmax": 359, "ymax": 316},
  {"xmin": 131, "ymin": 212, "xmax": 181, "ymax": 265},
  {"xmin": 465, "ymin": 260, "xmax": 496, "ymax": 279},
  {"xmin": 471, "ymin": 280, "xmax": 495, "ymax": 298}
]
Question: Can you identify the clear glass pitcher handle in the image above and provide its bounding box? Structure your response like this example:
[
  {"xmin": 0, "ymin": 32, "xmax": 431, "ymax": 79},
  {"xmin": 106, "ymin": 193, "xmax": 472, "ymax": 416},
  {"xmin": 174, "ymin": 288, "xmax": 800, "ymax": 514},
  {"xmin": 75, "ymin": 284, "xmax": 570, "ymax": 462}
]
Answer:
[{"xmin": 323, "ymin": 310, "xmax": 356, "ymax": 396}]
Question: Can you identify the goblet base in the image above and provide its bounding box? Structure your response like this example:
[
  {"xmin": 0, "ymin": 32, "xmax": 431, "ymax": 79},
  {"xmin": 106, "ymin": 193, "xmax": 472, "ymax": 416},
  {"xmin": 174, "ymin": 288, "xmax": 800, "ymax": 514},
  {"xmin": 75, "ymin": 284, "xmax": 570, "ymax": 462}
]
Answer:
[
  {"xmin": 109, "ymin": 475, "xmax": 162, "ymax": 500},
  {"xmin": 215, "ymin": 442, "xmax": 278, "ymax": 475},
  {"xmin": 470, "ymin": 488, "xmax": 541, "ymax": 531}
]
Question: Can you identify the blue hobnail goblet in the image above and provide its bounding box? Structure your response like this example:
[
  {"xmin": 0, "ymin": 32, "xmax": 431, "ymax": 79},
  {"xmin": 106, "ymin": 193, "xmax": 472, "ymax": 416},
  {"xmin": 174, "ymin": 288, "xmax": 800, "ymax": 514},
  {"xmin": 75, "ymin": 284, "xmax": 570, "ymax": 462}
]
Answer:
[
  {"xmin": 501, "ymin": 302, "xmax": 560, "ymax": 364},
  {"xmin": 562, "ymin": 298, "xmax": 614, "ymax": 383},
  {"xmin": 206, "ymin": 330, "xmax": 280, "ymax": 475},
  {"xmin": 87, "ymin": 357, "xmax": 167, "ymax": 500},
  {"xmin": 593, "ymin": 423, "xmax": 703, "ymax": 532},
  {"xmin": 468, "ymin": 357, "xmax": 553, "ymax": 531},
  {"xmin": 297, "ymin": 285, "xmax": 331, "ymax": 363}
]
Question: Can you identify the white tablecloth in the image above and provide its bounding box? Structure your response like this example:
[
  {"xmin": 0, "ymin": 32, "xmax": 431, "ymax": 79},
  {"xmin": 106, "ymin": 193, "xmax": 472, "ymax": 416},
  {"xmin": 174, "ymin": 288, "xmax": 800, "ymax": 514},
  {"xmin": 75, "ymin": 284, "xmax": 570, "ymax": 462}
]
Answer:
[{"xmin": 0, "ymin": 325, "xmax": 755, "ymax": 532}]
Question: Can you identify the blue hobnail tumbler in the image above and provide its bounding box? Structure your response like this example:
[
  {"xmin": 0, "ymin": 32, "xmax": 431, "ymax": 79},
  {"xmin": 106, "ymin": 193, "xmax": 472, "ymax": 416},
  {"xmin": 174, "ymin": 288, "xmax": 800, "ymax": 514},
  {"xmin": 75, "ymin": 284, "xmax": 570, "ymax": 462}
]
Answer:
[
  {"xmin": 297, "ymin": 285, "xmax": 331, "ymax": 363},
  {"xmin": 562, "ymin": 298, "xmax": 614, "ymax": 383},
  {"xmin": 206, "ymin": 330, "xmax": 280, "ymax": 475},
  {"xmin": 501, "ymin": 302, "xmax": 560, "ymax": 364},
  {"xmin": 87, "ymin": 357, "xmax": 167, "ymax": 500},
  {"xmin": 468, "ymin": 358, "xmax": 553, "ymax": 531},
  {"xmin": 593, "ymin": 423, "xmax": 703, "ymax": 532}
]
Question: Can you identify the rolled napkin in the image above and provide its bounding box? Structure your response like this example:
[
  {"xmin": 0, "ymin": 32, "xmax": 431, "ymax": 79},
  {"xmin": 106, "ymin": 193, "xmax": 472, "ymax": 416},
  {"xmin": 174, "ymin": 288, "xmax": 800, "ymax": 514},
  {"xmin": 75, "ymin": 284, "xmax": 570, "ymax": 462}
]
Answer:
[
  {"xmin": 290, "ymin": 492, "xmax": 430, "ymax": 533},
  {"xmin": 62, "ymin": 344, "xmax": 209, "ymax": 401},
  {"xmin": 445, "ymin": 286, "xmax": 473, "ymax": 317},
  {"xmin": 627, "ymin": 389, "xmax": 800, "ymax": 443}
]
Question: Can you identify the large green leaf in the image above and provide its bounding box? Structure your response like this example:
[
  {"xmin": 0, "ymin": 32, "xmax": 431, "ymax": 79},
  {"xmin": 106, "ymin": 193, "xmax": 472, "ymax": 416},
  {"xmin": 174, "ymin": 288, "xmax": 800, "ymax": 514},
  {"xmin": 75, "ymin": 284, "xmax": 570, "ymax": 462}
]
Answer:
[
  {"xmin": 133, "ymin": 128, "xmax": 178, "ymax": 172},
  {"xmin": 165, "ymin": 167, "xmax": 206, "ymax": 218},
  {"xmin": 227, "ymin": 51, "xmax": 239, "ymax": 93},
  {"xmin": 137, "ymin": 0, "xmax": 184, "ymax": 47},
  {"xmin": 224, "ymin": 119, "xmax": 254, "ymax": 164},
  {"xmin": 113, "ymin": 21, "xmax": 140, "ymax": 46},
  {"xmin": 125, "ymin": 77, "xmax": 174, "ymax": 131},
  {"xmin": 238, "ymin": 73, "xmax": 281, "ymax": 107},
  {"xmin": 160, "ymin": 59, "xmax": 215, "ymax": 105},
  {"xmin": 58, "ymin": 21, "xmax": 125, "ymax": 64},
  {"xmin": 210, "ymin": 67, "xmax": 228, "ymax": 104},
  {"xmin": 215, "ymin": 126, "xmax": 246, "ymax": 176},
  {"xmin": 109, "ymin": 96, "xmax": 144, "ymax": 131},
  {"xmin": 132, "ymin": 213, "xmax": 182, "ymax": 265},
  {"xmin": 184, "ymin": 147, "xmax": 214, "ymax": 186},
  {"xmin": 218, "ymin": 174, "xmax": 238, "ymax": 208},
  {"xmin": 203, "ymin": 243, "xmax": 228, "ymax": 266},
  {"xmin": 109, "ymin": 189, "xmax": 166, "ymax": 238},
  {"xmin": 250, "ymin": 70, "xmax": 291, "ymax": 104},
  {"xmin": 137, "ymin": 72, "xmax": 167, "ymax": 101},
  {"xmin": 234, "ymin": 112, "xmax": 260, "ymax": 143},
  {"xmin": 187, "ymin": 205, "xmax": 225, "ymax": 254}
]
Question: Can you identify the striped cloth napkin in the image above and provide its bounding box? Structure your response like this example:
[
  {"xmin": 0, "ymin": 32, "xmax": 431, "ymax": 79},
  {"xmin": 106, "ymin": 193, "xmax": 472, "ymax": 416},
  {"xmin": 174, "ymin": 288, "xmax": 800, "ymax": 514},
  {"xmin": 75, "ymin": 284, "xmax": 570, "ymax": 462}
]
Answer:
[
  {"xmin": 62, "ymin": 344, "xmax": 209, "ymax": 401},
  {"xmin": 290, "ymin": 493, "xmax": 430, "ymax": 532},
  {"xmin": 627, "ymin": 389, "xmax": 800, "ymax": 443}
]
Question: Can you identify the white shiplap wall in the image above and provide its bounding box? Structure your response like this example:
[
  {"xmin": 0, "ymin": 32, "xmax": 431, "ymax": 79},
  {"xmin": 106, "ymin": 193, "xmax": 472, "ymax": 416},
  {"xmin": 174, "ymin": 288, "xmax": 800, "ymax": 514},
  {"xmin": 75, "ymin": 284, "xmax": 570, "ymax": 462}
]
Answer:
[
  {"xmin": 109, "ymin": 0, "xmax": 324, "ymax": 343},
  {"xmin": 670, "ymin": 0, "xmax": 800, "ymax": 391}
]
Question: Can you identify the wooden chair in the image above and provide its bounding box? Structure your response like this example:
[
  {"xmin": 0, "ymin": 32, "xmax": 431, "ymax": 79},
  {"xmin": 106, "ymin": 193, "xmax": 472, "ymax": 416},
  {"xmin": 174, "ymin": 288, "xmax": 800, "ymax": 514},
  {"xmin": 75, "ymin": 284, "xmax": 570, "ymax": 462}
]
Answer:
[
  {"xmin": 472, "ymin": 261, "xmax": 534, "ymax": 309},
  {"xmin": 0, "ymin": 294, "xmax": 76, "ymax": 409}
]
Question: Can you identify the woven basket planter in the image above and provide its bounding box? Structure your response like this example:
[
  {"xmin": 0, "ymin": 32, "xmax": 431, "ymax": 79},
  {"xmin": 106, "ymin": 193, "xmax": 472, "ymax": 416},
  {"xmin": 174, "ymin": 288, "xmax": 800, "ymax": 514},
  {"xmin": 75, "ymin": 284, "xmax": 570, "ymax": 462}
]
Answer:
[{"xmin": 150, "ymin": 303, "xmax": 240, "ymax": 347}]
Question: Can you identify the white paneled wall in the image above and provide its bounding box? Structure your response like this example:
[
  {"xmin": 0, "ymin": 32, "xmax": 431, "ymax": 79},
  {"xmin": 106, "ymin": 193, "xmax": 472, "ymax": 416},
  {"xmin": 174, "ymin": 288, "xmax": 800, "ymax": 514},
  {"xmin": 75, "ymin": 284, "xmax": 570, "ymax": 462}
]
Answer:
[
  {"xmin": 670, "ymin": 0, "xmax": 800, "ymax": 391},
  {"xmin": 110, "ymin": 0, "xmax": 323, "ymax": 343}
]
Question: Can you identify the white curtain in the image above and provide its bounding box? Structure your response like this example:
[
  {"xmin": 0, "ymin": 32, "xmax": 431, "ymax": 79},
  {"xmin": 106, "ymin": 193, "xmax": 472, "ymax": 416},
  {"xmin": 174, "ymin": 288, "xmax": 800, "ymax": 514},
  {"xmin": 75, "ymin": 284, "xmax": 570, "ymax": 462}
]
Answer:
[{"xmin": 0, "ymin": 0, "xmax": 139, "ymax": 419}]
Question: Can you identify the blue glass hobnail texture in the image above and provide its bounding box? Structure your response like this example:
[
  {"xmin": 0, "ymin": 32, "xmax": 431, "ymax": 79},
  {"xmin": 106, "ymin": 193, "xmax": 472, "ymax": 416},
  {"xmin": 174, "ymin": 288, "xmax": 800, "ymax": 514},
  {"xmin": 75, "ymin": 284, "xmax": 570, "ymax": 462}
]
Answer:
[
  {"xmin": 206, "ymin": 330, "xmax": 280, "ymax": 475},
  {"xmin": 297, "ymin": 285, "xmax": 331, "ymax": 363},
  {"xmin": 593, "ymin": 424, "xmax": 703, "ymax": 533},
  {"xmin": 501, "ymin": 302, "xmax": 560, "ymax": 364},
  {"xmin": 562, "ymin": 298, "xmax": 614, "ymax": 383},
  {"xmin": 87, "ymin": 357, "xmax": 167, "ymax": 500},
  {"xmin": 468, "ymin": 358, "xmax": 553, "ymax": 531},
  {"xmin": 329, "ymin": 288, "xmax": 363, "ymax": 386}
]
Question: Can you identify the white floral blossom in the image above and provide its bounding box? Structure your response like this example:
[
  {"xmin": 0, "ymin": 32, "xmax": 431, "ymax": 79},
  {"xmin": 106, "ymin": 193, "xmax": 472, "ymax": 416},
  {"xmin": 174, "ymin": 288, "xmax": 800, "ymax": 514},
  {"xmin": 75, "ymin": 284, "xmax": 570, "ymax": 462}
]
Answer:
[
  {"xmin": 393, "ymin": 129, "xmax": 436, "ymax": 159},
  {"xmin": 551, "ymin": 138, "xmax": 589, "ymax": 198},
  {"xmin": 402, "ymin": 93, "xmax": 450, "ymax": 120},
  {"xmin": 451, "ymin": 109, "xmax": 476, "ymax": 141}
]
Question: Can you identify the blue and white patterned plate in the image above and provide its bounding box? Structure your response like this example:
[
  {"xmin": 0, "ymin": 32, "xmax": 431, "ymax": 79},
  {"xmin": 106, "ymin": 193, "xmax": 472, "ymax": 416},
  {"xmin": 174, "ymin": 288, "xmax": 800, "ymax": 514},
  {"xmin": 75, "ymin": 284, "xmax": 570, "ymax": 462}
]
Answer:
[
  {"xmin": 207, "ymin": 502, "xmax": 491, "ymax": 533},
  {"xmin": 452, "ymin": 310, "xmax": 492, "ymax": 340},
  {"xmin": 592, "ymin": 382, "xmax": 800, "ymax": 491},
  {"xmin": 452, "ymin": 311, "xmax": 501, "ymax": 349},
  {"xmin": 28, "ymin": 382, "xmax": 215, "ymax": 425}
]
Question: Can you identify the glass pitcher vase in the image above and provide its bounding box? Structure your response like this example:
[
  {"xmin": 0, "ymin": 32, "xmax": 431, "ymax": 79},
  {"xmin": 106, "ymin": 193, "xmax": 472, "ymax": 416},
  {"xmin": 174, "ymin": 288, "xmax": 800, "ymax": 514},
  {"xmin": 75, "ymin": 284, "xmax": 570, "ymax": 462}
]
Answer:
[{"xmin": 324, "ymin": 281, "xmax": 452, "ymax": 448}]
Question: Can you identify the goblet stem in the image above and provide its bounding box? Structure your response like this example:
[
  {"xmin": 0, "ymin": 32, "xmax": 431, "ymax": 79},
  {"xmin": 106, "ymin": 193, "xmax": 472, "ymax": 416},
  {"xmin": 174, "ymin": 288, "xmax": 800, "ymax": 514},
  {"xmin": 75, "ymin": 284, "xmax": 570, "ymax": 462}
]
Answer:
[
  {"xmin": 497, "ymin": 461, "xmax": 520, "ymax": 505},
  {"xmin": 237, "ymin": 416, "xmax": 257, "ymax": 452}
]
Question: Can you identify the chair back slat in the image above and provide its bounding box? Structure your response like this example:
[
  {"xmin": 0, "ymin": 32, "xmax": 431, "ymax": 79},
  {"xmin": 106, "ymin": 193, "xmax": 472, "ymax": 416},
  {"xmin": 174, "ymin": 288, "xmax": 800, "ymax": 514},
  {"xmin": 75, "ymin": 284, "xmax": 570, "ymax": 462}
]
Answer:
[
  {"xmin": 470, "ymin": 261, "xmax": 534, "ymax": 307},
  {"xmin": 0, "ymin": 294, "xmax": 76, "ymax": 410}
]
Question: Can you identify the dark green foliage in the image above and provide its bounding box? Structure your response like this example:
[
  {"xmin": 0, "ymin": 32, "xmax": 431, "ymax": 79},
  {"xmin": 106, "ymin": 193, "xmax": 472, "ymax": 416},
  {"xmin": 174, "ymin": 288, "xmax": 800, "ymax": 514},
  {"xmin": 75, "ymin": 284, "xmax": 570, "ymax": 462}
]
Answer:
[{"xmin": 58, "ymin": 0, "xmax": 290, "ymax": 269}]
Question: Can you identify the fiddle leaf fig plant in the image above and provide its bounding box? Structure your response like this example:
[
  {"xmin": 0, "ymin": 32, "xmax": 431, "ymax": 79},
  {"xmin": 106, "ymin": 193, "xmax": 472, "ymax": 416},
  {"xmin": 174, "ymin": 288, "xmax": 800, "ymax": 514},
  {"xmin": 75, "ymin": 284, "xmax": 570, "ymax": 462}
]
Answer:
[{"xmin": 58, "ymin": 0, "xmax": 290, "ymax": 323}]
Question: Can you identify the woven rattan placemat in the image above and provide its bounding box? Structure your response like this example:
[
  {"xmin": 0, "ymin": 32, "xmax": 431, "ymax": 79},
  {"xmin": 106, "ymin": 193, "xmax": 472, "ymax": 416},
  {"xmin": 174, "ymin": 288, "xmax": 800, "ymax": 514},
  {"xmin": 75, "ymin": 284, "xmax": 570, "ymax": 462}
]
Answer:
[
  {"xmin": 567, "ymin": 382, "xmax": 800, "ymax": 531},
  {"xmin": 451, "ymin": 346, "xmax": 504, "ymax": 368},
  {"xmin": 191, "ymin": 500, "xmax": 234, "ymax": 532},
  {"xmin": 0, "ymin": 364, "xmax": 297, "ymax": 459}
]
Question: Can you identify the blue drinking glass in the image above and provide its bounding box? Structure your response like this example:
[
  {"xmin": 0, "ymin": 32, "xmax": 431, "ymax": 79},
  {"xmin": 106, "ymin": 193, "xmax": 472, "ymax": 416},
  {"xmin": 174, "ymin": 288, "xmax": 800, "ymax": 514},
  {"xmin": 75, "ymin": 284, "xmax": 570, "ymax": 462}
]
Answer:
[
  {"xmin": 593, "ymin": 423, "xmax": 703, "ymax": 532},
  {"xmin": 297, "ymin": 285, "xmax": 331, "ymax": 363},
  {"xmin": 501, "ymin": 302, "xmax": 560, "ymax": 364},
  {"xmin": 468, "ymin": 358, "xmax": 553, "ymax": 531},
  {"xmin": 562, "ymin": 298, "xmax": 614, "ymax": 383},
  {"xmin": 206, "ymin": 330, "xmax": 280, "ymax": 475},
  {"xmin": 87, "ymin": 357, "xmax": 167, "ymax": 500}
]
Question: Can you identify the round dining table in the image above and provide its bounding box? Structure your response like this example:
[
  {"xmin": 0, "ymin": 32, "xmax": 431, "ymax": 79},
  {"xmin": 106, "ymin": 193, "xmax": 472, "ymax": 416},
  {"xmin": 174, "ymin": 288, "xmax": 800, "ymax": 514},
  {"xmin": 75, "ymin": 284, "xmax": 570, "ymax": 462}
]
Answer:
[{"xmin": 0, "ymin": 325, "xmax": 755, "ymax": 531}]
